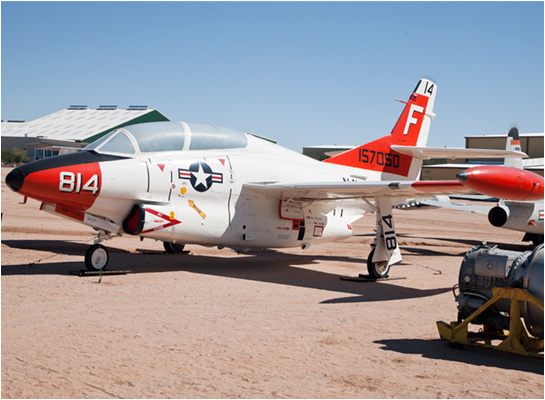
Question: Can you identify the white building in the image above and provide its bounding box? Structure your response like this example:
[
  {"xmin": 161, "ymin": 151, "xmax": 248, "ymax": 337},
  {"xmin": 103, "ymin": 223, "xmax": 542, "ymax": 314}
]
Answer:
[{"xmin": 2, "ymin": 105, "xmax": 169, "ymax": 161}]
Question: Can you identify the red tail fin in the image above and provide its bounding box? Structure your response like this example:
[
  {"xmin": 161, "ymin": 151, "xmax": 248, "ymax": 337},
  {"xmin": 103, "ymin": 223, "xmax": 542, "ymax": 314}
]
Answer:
[{"xmin": 324, "ymin": 79, "xmax": 436, "ymax": 179}]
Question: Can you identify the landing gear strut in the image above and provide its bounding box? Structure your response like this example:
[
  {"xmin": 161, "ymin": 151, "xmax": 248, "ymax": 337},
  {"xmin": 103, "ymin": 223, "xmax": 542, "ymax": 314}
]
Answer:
[
  {"xmin": 85, "ymin": 230, "xmax": 114, "ymax": 271},
  {"xmin": 364, "ymin": 196, "xmax": 401, "ymax": 279}
]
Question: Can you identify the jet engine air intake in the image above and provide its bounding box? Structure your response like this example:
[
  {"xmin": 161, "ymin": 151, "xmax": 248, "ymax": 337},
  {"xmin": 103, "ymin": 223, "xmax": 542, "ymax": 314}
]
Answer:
[
  {"xmin": 488, "ymin": 205, "xmax": 509, "ymax": 227},
  {"xmin": 122, "ymin": 204, "xmax": 145, "ymax": 235}
]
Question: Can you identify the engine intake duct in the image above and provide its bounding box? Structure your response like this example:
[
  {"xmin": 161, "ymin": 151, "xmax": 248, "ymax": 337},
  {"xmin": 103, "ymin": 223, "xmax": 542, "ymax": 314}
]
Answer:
[
  {"xmin": 488, "ymin": 205, "xmax": 508, "ymax": 227},
  {"xmin": 122, "ymin": 204, "xmax": 145, "ymax": 235}
]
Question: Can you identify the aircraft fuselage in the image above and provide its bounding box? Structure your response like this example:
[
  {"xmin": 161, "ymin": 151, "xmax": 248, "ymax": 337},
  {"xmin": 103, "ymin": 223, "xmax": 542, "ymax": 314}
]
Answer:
[{"xmin": 9, "ymin": 130, "xmax": 381, "ymax": 250}]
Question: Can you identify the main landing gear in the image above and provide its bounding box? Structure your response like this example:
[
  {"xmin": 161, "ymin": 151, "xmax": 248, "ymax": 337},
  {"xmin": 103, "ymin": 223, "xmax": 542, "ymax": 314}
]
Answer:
[
  {"xmin": 366, "ymin": 248, "xmax": 391, "ymax": 279},
  {"xmin": 163, "ymin": 241, "xmax": 185, "ymax": 254},
  {"xmin": 364, "ymin": 196, "xmax": 401, "ymax": 279}
]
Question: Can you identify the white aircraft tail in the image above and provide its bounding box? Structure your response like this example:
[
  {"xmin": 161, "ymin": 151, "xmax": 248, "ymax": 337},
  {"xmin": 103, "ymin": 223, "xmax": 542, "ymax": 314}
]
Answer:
[
  {"xmin": 504, "ymin": 127, "xmax": 523, "ymax": 169},
  {"xmin": 324, "ymin": 79, "xmax": 437, "ymax": 180}
]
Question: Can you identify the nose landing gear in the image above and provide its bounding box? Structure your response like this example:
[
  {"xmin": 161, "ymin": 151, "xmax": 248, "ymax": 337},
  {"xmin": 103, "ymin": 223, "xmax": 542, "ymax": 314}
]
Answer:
[
  {"xmin": 83, "ymin": 233, "xmax": 186, "ymax": 271},
  {"xmin": 85, "ymin": 230, "xmax": 114, "ymax": 271},
  {"xmin": 85, "ymin": 244, "xmax": 109, "ymax": 271}
]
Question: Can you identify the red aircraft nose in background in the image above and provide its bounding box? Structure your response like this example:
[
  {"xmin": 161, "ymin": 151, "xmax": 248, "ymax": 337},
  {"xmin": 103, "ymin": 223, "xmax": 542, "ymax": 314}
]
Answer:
[{"xmin": 457, "ymin": 166, "xmax": 544, "ymax": 201}]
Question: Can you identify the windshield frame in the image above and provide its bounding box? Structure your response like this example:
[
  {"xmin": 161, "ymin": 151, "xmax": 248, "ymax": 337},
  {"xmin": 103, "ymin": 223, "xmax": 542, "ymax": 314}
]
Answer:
[{"xmin": 84, "ymin": 129, "xmax": 139, "ymax": 156}]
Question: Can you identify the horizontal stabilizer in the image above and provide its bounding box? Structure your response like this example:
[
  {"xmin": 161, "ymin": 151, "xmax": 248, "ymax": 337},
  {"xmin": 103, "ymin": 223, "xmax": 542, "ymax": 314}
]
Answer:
[
  {"xmin": 390, "ymin": 146, "xmax": 527, "ymax": 160},
  {"xmin": 324, "ymin": 149, "xmax": 352, "ymax": 158}
]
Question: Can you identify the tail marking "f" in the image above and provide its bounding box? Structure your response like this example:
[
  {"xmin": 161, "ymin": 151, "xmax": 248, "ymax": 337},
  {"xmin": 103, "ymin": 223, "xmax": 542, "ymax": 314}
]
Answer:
[{"xmin": 403, "ymin": 104, "xmax": 424, "ymax": 136}]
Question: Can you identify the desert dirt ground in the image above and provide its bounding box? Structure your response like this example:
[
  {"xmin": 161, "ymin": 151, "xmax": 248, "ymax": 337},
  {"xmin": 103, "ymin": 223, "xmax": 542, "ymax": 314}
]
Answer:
[{"xmin": 1, "ymin": 167, "xmax": 543, "ymax": 399}]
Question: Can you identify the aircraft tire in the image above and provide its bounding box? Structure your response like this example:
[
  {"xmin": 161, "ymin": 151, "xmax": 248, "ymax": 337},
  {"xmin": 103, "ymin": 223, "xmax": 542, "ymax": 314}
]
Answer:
[
  {"xmin": 163, "ymin": 242, "xmax": 185, "ymax": 254},
  {"xmin": 85, "ymin": 244, "xmax": 109, "ymax": 271},
  {"xmin": 366, "ymin": 248, "xmax": 390, "ymax": 279}
]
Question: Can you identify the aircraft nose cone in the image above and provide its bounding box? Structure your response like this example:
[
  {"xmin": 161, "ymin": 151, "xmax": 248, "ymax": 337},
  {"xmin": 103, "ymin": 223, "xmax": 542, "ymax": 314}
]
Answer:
[
  {"xmin": 456, "ymin": 171, "xmax": 469, "ymax": 183},
  {"xmin": 5, "ymin": 167, "xmax": 25, "ymax": 192}
]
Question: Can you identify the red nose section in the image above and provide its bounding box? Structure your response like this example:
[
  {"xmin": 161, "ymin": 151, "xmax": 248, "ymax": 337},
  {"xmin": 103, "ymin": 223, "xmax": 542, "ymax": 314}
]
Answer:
[
  {"xmin": 5, "ymin": 151, "xmax": 110, "ymax": 211},
  {"xmin": 457, "ymin": 166, "xmax": 544, "ymax": 201},
  {"xmin": 19, "ymin": 163, "xmax": 102, "ymax": 210}
]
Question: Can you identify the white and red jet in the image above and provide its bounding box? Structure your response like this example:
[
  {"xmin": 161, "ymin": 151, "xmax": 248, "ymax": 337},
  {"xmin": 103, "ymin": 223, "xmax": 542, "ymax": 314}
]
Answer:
[
  {"xmin": 455, "ymin": 128, "xmax": 544, "ymax": 245},
  {"xmin": 5, "ymin": 79, "xmax": 526, "ymax": 277}
]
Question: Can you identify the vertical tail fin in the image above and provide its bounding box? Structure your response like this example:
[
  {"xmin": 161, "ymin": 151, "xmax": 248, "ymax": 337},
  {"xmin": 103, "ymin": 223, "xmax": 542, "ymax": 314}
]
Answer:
[
  {"xmin": 324, "ymin": 79, "xmax": 437, "ymax": 180},
  {"xmin": 504, "ymin": 127, "xmax": 523, "ymax": 169}
]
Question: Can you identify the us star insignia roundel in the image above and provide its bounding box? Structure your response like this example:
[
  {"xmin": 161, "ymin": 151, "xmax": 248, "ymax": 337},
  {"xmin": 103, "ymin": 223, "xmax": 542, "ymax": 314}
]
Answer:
[{"xmin": 178, "ymin": 161, "xmax": 223, "ymax": 192}]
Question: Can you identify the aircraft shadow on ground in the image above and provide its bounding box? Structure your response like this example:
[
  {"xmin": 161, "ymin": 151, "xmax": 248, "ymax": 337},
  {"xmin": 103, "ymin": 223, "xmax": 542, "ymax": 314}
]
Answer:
[
  {"xmin": 412, "ymin": 236, "xmax": 531, "ymax": 252},
  {"xmin": 2, "ymin": 239, "xmax": 131, "ymax": 256},
  {"xmin": 2, "ymin": 239, "xmax": 450, "ymax": 303},
  {"xmin": 374, "ymin": 338, "xmax": 544, "ymax": 375},
  {"xmin": 401, "ymin": 246, "xmax": 465, "ymax": 257}
]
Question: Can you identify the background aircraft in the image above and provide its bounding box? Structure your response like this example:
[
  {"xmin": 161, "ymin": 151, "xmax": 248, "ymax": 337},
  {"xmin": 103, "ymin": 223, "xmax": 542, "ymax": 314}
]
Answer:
[
  {"xmin": 420, "ymin": 128, "xmax": 543, "ymax": 245},
  {"xmin": 5, "ymin": 79, "xmax": 526, "ymax": 277}
]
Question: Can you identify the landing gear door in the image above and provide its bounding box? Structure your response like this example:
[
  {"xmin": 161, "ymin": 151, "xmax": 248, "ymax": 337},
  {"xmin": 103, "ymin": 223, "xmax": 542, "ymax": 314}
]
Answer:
[{"xmin": 373, "ymin": 197, "xmax": 402, "ymax": 265}]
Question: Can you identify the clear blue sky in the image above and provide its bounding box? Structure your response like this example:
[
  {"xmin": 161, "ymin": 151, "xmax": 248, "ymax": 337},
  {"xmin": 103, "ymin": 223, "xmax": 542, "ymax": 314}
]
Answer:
[{"xmin": 2, "ymin": 1, "xmax": 543, "ymax": 151}]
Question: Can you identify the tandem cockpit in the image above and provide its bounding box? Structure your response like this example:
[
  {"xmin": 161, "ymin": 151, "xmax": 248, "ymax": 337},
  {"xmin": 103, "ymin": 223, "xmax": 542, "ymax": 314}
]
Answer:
[{"xmin": 85, "ymin": 121, "xmax": 249, "ymax": 157}]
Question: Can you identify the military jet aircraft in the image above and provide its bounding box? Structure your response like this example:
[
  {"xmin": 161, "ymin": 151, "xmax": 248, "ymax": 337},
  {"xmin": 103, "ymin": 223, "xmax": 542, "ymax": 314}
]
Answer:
[
  {"xmin": 413, "ymin": 128, "xmax": 543, "ymax": 245},
  {"xmin": 456, "ymin": 128, "xmax": 543, "ymax": 244},
  {"xmin": 5, "ymin": 79, "xmax": 526, "ymax": 277}
]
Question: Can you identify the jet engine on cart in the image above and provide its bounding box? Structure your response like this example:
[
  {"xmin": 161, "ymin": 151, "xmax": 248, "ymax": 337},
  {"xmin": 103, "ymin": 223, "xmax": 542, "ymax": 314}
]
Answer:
[
  {"xmin": 455, "ymin": 243, "xmax": 543, "ymax": 339},
  {"xmin": 438, "ymin": 243, "xmax": 543, "ymax": 357}
]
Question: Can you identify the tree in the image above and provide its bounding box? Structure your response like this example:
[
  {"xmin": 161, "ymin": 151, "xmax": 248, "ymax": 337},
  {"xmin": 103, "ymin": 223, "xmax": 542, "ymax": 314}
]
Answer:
[{"xmin": 1, "ymin": 147, "xmax": 27, "ymax": 164}]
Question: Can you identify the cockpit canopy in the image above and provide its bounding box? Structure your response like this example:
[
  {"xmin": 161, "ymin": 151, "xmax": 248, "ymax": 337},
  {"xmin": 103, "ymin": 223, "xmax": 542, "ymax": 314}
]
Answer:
[{"xmin": 85, "ymin": 121, "xmax": 248, "ymax": 155}]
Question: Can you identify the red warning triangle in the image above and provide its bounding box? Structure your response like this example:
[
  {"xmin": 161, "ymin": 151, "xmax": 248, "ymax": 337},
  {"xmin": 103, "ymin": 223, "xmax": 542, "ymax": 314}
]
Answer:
[
  {"xmin": 157, "ymin": 163, "xmax": 165, "ymax": 172},
  {"xmin": 219, "ymin": 158, "xmax": 225, "ymax": 166}
]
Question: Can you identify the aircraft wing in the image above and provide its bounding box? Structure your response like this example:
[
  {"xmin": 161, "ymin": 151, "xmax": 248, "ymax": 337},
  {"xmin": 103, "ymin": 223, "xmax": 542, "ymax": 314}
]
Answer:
[
  {"xmin": 419, "ymin": 198, "xmax": 492, "ymax": 214},
  {"xmin": 390, "ymin": 146, "xmax": 527, "ymax": 160},
  {"xmin": 244, "ymin": 180, "xmax": 473, "ymax": 200}
]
